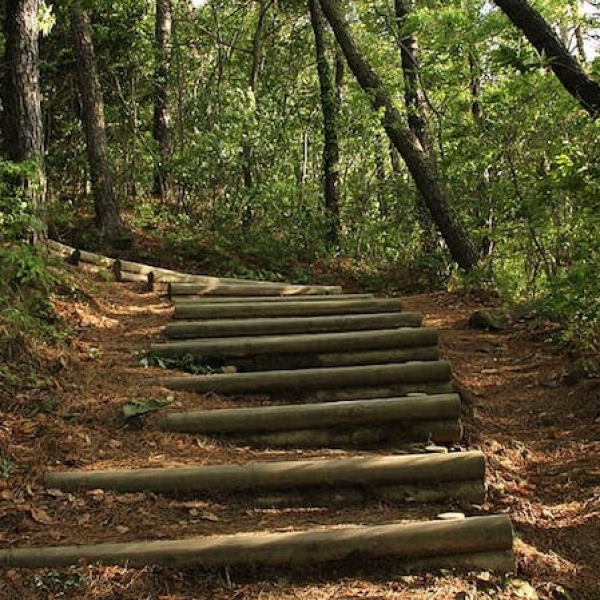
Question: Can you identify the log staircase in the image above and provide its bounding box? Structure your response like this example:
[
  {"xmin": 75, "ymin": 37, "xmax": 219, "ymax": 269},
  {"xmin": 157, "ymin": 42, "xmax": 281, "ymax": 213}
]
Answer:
[{"xmin": 0, "ymin": 241, "xmax": 514, "ymax": 575}]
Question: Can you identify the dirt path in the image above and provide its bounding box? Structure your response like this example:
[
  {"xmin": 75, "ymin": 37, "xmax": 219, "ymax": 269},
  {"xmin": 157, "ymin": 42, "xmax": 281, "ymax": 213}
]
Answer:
[{"xmin": 1, "ymin": 274, "xmax": 598, "ymax": 599}]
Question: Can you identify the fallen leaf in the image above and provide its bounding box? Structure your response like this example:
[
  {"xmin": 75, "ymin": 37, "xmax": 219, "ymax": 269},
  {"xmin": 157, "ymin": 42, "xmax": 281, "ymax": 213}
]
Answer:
[
  {"xmin": 30, "ymin": 507, "xmax": 54, "ymax": 525},
  {"xmin": 116, "ymin": 525, "xmax": 130, "ymax": 534},
  {"xmin": 77, "ymin": 513, "xmax": 91, "ymax": 525}
]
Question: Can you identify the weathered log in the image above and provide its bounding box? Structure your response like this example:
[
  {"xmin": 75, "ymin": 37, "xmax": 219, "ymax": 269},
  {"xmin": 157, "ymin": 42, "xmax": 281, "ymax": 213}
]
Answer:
[
  {"xmin": 76, "ymin": 248, "xmax": 117, "ymax": 268},
  {"xmin": 166, "ymin": 313, "xmax": 422, "ymax": 340},
  {"xmin": 172, "ymin": 293, "xmax": 375, "ymax": 304},
  {"xmin": 173, "ymin": 298, "xmax": 404, "ymax": 320},
  {"xmin": 373, "ymin": 480, "xmax": 483, "ymax": 503},
  {"xmin": 161, "ymin": 361, "xmax": 452, "ymax": 395},
  {"xmin": 308, "ymin": 382, "xmax": 453, "ymax": 402},
  {"xmin": 314, "ymin": 345, "xmax": 438, "ymax": 367},
  {"xmin": 158, "ymin": 394, "xmax": 461, "ymax": 433},
  {"xmin": 46, "ymin": 239, "xmax": 74, "ymax": 258},
  {"xmin": 151, "ymin": 328, "xmax": 437, "ymax": 360},
  {"xmin": 45, "ymin": 451, "xmax": 484, "ymax": 493},
  {"xmin": 254, "ymin": 479, "xmax": 480, "ymax": 506},
  {"xmin": 168, "ymin": 282, "xmax": 343, "ymax": 296},
  {"xmin": 118, "ymin": 270, "xmax": 153, "ymax": 285},
  {"xmin": 0, "ymin": 516, "xmax": 514, "ymax": 571},
  {"xmin": 232, "ymin": 419, "xmax": 461, "ymax": 447},
  {"xmin": 116, "ymin": 259, "xmax": 289, "ymax": 287}
]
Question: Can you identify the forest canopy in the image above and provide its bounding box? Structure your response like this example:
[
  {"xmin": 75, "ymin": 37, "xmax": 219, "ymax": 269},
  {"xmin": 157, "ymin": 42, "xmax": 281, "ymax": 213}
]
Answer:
[{"xmin": 2, "ymin": 0, "xmax": 600, "ymax": 347}]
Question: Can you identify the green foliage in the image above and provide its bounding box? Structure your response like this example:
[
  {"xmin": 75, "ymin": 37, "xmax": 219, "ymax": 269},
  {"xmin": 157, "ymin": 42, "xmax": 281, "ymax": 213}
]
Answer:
[
  {"xmin": 141, "ymin": 353, "xmax": 217, "ymax": 375},
  {"xmin": 37, "ymin": 0, "xmax": 600, "ymax": 350},
  {"xmin": 0, "ymin": 159, "xmax": 40, "ymax": 242},
  {"xmin": 0, "ymin": 244, "xmax": 62, "ymax": 391},
  {"xmin": 123, "ymin": 398, "xmax": 172, "ymax": 420}
]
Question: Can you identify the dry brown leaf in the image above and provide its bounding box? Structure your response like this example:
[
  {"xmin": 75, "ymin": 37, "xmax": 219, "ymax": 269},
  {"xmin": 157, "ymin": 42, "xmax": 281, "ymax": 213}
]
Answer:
[{"xmin": 30, "ymin": 506, "xmax": 54, "ymax": 525}]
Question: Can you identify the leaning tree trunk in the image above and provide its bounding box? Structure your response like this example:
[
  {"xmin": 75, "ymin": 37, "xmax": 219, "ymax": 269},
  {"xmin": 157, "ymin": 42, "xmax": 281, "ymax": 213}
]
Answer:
[
  {"xmin": 309, "ymin": 0, "xmax": 341, "ymax": 246},
  {"xmin": 2, "ymin": 0, "xmax": 45, "ymax": 239},
  {"xmin": 70, "ymin": 5, "xmax": 129, "ymax": 244},
  {"xmin": 318, "ymin": 0, "xmax": 479, "ymax": 271},
  {"xmin": 153, "ymin": 0, "xmax": 174, "ymax": 202},
  {"xmin": 395, "ymin": 0, "xmax": 437, "ymax": 254},
  {"xmin": 494, "ymin": 0, "xmax": 600, "ymax": 118}
]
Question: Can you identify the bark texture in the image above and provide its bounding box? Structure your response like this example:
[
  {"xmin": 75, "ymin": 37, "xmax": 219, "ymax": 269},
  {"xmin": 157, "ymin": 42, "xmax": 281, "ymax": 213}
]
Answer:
[
  {"xmin": 70, "ymin": 5, "xmax": 128, "ymax": 243},
  {"xmin": 309, "ymin": 0, "xmax": 341, "ymax": 244},
  {"xmin": 153, "ymin": 0, "xmax": 174, "ymax": 200},
  {"xmin": 318, "ymin": 0, "xmax": 479, "ymax": 271},
  {"xmin": 395, "ymin": 0, "xmax": 437, "ymax": 252},
  {"xmin": 2, "ymin": 0, "xmax": 45, "ymax": 230},
  {"xmin": 494, "ymin": 0, "xmax": 600, "ymax": 118}
]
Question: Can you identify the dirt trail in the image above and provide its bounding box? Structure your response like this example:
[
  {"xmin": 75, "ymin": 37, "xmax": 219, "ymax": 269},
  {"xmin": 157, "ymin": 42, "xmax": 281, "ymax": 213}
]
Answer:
[{"xmin": 0, "ymin": 273, "xmax": 598, "ymax": 599}]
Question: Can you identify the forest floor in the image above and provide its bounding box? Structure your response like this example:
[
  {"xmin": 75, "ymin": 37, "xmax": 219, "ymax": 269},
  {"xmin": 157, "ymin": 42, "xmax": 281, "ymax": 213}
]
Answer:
[{"xmin": 0, "ymin": 266, "xmax": 599, "ymax": 600}]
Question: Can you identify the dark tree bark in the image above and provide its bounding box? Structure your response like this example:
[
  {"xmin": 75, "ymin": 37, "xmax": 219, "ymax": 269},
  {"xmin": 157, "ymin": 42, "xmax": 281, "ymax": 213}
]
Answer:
[
  {"xmin": 319, "ymin": 0, "xmax": 479, "ymax": 271},
  {"xmin": 2, "ymin": 0, "xmax": 45, "ymax": 236},
  {"xmin": 153, "ymin": 0, "xmax": 174, "ymax": 201},
  {"xmin": 242, "ymin": 0, "xmax": 272, "ymax": 192},
  {"xmin": 395, "ymin": 0, "xmax": 437, "ymax": 253},
  {"xmin": 494, "ymin": 0, "xmax": 600, "ymax": 118},
  {"xmin": 308, "ymin": 0, "xmax": 341, "ymax": 246},
  {"xmin": 70, "ymin": 5, "xmax": 129, "ymax": 244}
]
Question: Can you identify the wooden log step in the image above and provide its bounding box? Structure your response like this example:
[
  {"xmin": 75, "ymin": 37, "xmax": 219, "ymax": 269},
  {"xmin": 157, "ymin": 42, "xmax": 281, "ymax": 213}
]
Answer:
[
  {"xmin": 194, "ymin": 346, "xmax": 438, "ymax": 372},
  {"xmin": 151, "ymin": 328, "xmax": 438, "ymax": 360},
  {"xmin": 116, "ymin": 259, "xmax": 279, "ymax": 286},
  {"xmin": 234, "ymin": 420, "xmax": 461, "ymax": 447},
  {"xmin": 166, "ymin": 313, "xmax": 423, "ymax": 339},
  {"xmin": 308, "ymin": 383, "xmax": 453, "ymax": 402},
  {"xmin": 158, "ymin": 394, "xmax": 460, "ymax": 434},
  {"xmin": 0, "ymin": 515, "xmax": 514, "ymax": 572},
  {"xmin": 45, "ymin": 452, "xmax": 484, "ymax": 498},
  {"xmin": 168, "ymin": 282, "xmax": 342, "ymax": 297},
  {"xmin": 173, "ymin": 298, "xmax": 403, "ymax": 320},
  {"xmin": 161, "ymin": 361, "xmax": 452, "ymax": 395},
  {"xmin": 171, "ymin": 293, "xmax": 375, "ymax": 304}
]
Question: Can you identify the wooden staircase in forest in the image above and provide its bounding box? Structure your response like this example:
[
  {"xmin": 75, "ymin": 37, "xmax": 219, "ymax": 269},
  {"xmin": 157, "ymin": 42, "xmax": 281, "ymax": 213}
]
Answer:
[{"xmin": 0, "ymin": 242, "xmax": 515, "ymax": 574}]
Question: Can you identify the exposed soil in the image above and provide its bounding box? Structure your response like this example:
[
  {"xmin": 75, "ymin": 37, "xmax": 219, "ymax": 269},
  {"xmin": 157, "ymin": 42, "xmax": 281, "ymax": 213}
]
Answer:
[{"xmin": 0, "ymin": 269, "xmax": 599, "ymax": 599}]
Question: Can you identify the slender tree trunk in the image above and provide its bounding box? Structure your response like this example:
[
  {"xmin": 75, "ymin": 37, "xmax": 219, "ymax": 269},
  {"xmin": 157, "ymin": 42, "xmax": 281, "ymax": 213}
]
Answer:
[
  {"xmin": 319, "ymin": 0, "xmax": 479, "ymax": 271},
  {"xmin": 242, "ymin": 0, "xmax": 272, "ymax": 193},
  {"xmin": 494, "ymin": 0, "xmax": 600, "ymax": 118},
  {"xmin": 70, "ymin": 5, "xmax": 129, "ymax": 244},
  {"xmin": 395, "ymin": 0, "xmax": 437, "ymax": 253},
  {"xmin": 2, "ymin": 0, "xmax": 45, "ymax": 239},
  {"xmin": 308, "ymin": 0, "xmax": 341, "ymax": 246},
  {"xmin": 153, "ymin": 0, "xmax": 174, "ymax": 202}
]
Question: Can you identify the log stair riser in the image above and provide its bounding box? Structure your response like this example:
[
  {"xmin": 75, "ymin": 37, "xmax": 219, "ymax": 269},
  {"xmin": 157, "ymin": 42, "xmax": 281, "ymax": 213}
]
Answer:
[
  {"xmin": 165, "ymin": 313, "xmax": 423, "ymax": 339},
  {"xmin": 0, "ymin": 516, "xmax": 513, "ymax": 572}
]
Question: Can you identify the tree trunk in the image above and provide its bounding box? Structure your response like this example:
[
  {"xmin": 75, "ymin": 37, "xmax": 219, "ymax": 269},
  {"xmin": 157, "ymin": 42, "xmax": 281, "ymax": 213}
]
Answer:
[
  {"xmin": 1, "ymin": 0, "xmax": 45, "ymax": 238},
  {"xmin": 70, "ymin": 5, "xmax": 129, "ymax": 244},
  {"xmin": 395, "ymin": 0, "xmax": 437, "ymax": 253},
  {"xmin": 318, "ymin": 0, "xmax": 479, "ymax": 271},
  {"xmin": 241, "ymin": 0, "xmax": 272, "ymax": 197},
  {"xmin": 153, "ymin": 0, "xmax": 174, "ymax": 201},
  {"xmin": 494, "ymin": 0, "xmax": 600, "ymax": 118},
  {"xmin": 309, "ymin": 0, "xmax": 341, "ymax": 246}
]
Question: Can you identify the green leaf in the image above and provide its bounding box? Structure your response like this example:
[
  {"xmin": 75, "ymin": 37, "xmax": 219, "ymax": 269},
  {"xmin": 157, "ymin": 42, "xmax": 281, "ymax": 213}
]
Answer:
[{"xmin": 123, "ymin": 399, "xmax": 172, "ymax": 420}]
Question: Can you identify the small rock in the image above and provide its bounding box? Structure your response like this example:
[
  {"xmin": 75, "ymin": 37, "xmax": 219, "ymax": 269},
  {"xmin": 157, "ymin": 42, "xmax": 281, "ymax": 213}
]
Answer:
[
  {"xmin": 437, "ymin": 512, "xmax": 466, "ymax": 520},
  {"xmin": 468, "ymin": 310, "xmax": 503, "ymax": 331}
]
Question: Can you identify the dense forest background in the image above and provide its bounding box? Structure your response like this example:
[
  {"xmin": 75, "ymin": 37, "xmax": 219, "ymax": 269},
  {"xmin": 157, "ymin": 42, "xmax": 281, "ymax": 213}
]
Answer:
[{"xmin": 2, "ymin": 0, "xmax": 600, "ymax": 355}]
